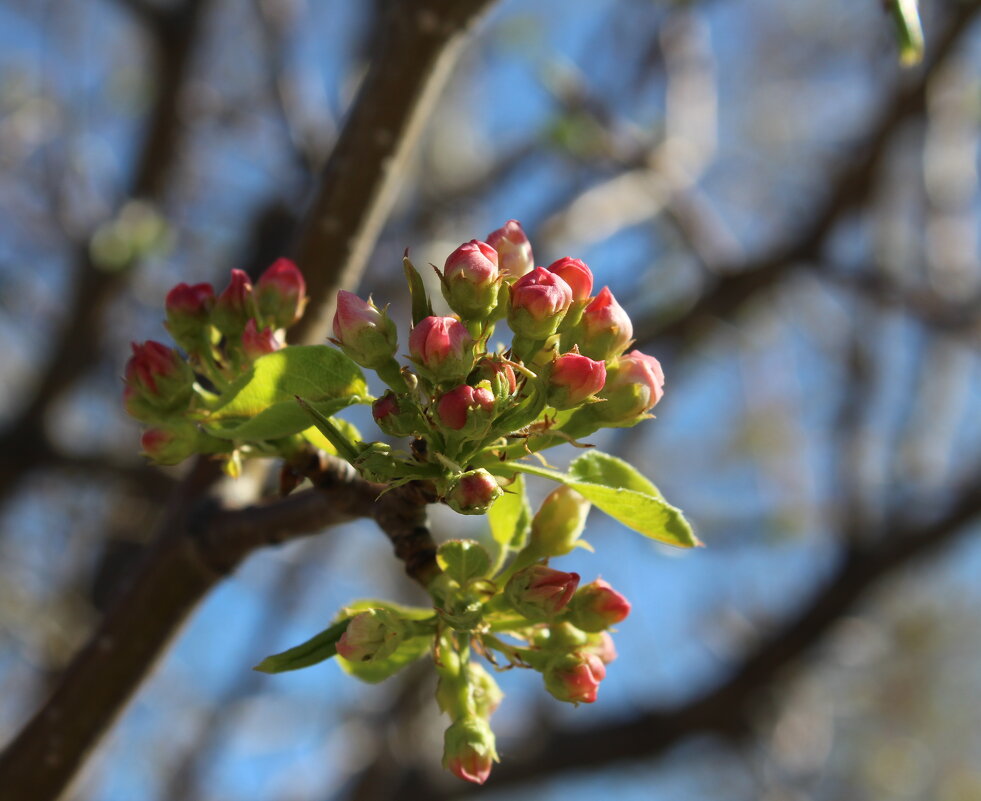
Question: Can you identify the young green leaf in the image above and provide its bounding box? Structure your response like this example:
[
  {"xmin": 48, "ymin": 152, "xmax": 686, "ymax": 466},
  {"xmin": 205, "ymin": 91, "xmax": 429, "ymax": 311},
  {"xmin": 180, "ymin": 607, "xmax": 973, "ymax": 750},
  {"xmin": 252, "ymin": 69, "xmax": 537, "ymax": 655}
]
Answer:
[
  {"xmin": 488, "ymin": 473, "xmax": 532, "ymax": 549},
  {"xmin": 567, "ymin": 451, "xmax": 663, "ymax": 499},
  {"xmin": 209, "ymin": 345, "xmax": 369, "ymax": 422},
  {"xmin": 437, "ymin": 539, "xmax": 492, "ymax": 584},
  {"xmin": 301, "ymin": 418, "xmax": 362, "ymax": 455},
  {"xmin": 253, "ymin": 618, "xmax": 351, "ymax": 674},
  {"xmin": 403, "ymin": 253, "xmax": 434, "ymax": 326},
  {"xmin": 206, "ymin": 396, "xmax": 358, "ymax": 441}
]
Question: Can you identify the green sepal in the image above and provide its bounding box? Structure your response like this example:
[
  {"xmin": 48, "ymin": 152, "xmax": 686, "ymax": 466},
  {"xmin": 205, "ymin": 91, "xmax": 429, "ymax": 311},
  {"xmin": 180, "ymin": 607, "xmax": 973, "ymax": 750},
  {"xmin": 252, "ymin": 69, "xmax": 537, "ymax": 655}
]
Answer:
[{"xmin": 404, "ymin": 253, "xmax": 434, "ymax": 326}]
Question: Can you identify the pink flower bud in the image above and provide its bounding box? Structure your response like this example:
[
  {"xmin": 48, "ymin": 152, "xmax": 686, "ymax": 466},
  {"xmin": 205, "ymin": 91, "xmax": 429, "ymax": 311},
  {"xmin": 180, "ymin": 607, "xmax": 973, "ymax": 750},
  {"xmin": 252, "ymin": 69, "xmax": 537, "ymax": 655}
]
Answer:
[
  {"xmin": 547, "ymin": 257, "xmax": 593, "ymax": 303},
  {"xmin": 164, "ymin": 282, "xmax": 214, "ymax": 352},
  {"xmin": 473, "ymin": 358, "xmax": 517, "ymax": 399},
  {"xmin": 442, "ymin": 240, "xmax": 500, "ymax": 320},
  {"xmin": 408, "ymin": 315, "xmax": 473, "ymax": 383},
  {"xmin": 123, "ymin": 341, "xmax": 194, "ymax": 417},
  {"xmin": 574, "ymin": 286, "xmax": 633, "ymax": 360},
  {"xmin": 444, "ymin": 469, "xmax": 503, "ymax": 515},
  {"xmin": 486, "ymin": 219, "xmax": 534, "ymax": 280},
  {"xmin": 212, "ymin": 269, "xmax": 255, "ymax": 336},
  {"xmin": 436, "ymin": 385, "xmax": 495, "ymax": 431},
  {"xmin": 140, "ymin": 424, "xmax": 206, "ymax": 466},
  {"xmin": 255, "ymin": 258, "xmax": 307, "ymax": 329},
  {"xmin": 331, "ymin": 290, "xmax": 398, "ymax": 368},
  {"xmin": 371, "ymin": 392, "xmax": 420, "ymax": 438},
  {"xmin": 241, "ymin": 318, "xmax": 281, "ymax": 360},
  {"xmin": 595, "ymin": 349, "xmax": 665, "ymax": 422},
  {"xmin": 508, "ymin": 267, "xmax": 574, "ymax": 340},
  {"xmin": 443, "ymin": 717, "xmax": 497, "ymax": 785},
  {"xmin": 505, "ymin": 565, "xmax": 580, "ymax": 620},
  {"xmin": 546, "ymin": 350, "xmax": 606, "ymax": 409},
  {"xmin": 588, "ymin": 631, "xmax": 619, "ymax": 665},
  {"xmin": 543, "ymin": 651, "xmax": 606, "ymax": 705},
  {"xmin": 569, "ymin": 579, "xmax": 631, "ymax": 632},
  {"xmin": 336, "ymin": 610, "xmax": 403, "ymax": 663}
]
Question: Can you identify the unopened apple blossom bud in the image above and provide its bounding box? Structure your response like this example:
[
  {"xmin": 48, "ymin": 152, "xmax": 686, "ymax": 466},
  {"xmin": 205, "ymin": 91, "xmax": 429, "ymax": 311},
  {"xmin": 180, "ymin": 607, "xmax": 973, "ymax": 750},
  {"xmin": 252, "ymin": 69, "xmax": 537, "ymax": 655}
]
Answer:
[
  {"xmin": 568, "ymin": 579, "xmax": 631, "ymax": 632},
  {"xmin": 546, "ymin": 350, "xmax": 606, "ymax": 409},
  {"xmin": 408, "ymin": 315, "xmax": 474, "ymax": 383},
  {"xmin": 473, "ymin": 357, "xmax": 517, "ymax": 400},
  {"xmin": 572, "ymin": 286, "xmax": 633, "ymax": 360},
  {"xmin": 241, "ymin": 319, "xmax": 281, "ymax": 360},
  {"xmin": 255, "ymin": 258, "xmax": 307, "ymax": 328},
  {"xmin": 336, "ymin": 609, "xmax": 403, "ymax": 663},
  {"xmin": 547, "ymin": 257, "xmax": 593, "ymax": 303},
  {"xmin": 587, "ymin": 631, "xmax": 618, "ymax": 665},
  {"xmin": 436, "ymin": 384, "xmax": 495, "ymax": 432},
  {"xmin": 543, "ymin": 651, "xmax": 606, "ymax": 705},
  {"xmin": 332, "ymin": 290, "xmax": 398, "ymax": 368},
  {"xmin": 442, "ymin": 716, "xmax": 498, "ymax": 785},
  {"xmin": 529, "ymin": 486, "xmax": 590, "ymax": 557},
  {"xmin": 140, "ymin": 422, "xmax": 224, "ymax": 465},
  {"xmin": 371, "ymin": 392, "xmax": 419, "ymax": 438},
  {"xmin": 123, "ymin": 341, "xmax": 194, "ymax": 418},
  {"xmin": 445, "ymin": 469, "xmax": 502, "ymax": 515},
  {"xmin": 505, "ymin": 565, "xmax": 580, "ymax": 620},
  {"xmin": 486, "ymin": 219, "xmax": 534, "ymax": 280},
  {"xmin": 467, "ymin": 662, "xmax": 503, "ymax": 719},
  {"xmin": 508, "ymin": 267, "xmax": 573, "ymax": 340},
  {"xmin": 594, "ymin": 349, "xmax": 665, "ymax": 423},
  {"xmin": 164, "ymin": 282, "xmax": 214, "ymax": 352},
  {"xmin": 442, "ymin": 240, "xmax": 499, "ymax": 320},
  {"xmin": 212, "ymin": 269, "xmax": 255, "ymax": 337}
]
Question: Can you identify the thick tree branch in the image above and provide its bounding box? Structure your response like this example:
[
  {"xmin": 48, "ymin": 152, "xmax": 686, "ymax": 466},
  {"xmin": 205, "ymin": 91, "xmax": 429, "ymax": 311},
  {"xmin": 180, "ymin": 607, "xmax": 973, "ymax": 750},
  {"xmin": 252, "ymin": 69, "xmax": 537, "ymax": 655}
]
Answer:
[
  {"xmin": 289, "ymin": 0, "xmax": 497, "ymax": 345},
  {"xmin": 0, "ymin": 458, "xmax": 379, "ymax": 801},
  {"xmin": 632, "ymin": 1, "xmax": 981, "ymax": 351}
]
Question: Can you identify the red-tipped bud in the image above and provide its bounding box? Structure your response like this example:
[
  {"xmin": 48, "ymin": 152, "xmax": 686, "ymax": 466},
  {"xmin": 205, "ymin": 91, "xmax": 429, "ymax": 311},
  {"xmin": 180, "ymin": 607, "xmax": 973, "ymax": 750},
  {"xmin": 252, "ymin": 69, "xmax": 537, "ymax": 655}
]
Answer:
[
  {"xmin": 140, "ymin": 422, "xmax": 222, "ymax": 466},
  {"xmin": 444, "ymin": 469, "xmax": 503, "ymax": 515},
  {"xmin": 255, "ymin": 258, "xmax": 307, "ymax": 328},
  {"xmin": 546, "ymin": 350, "xmax": 606, "ymax": 409},
  {"xmin": 529, "ymin": 486, "xmax": 590, "ymax": 557},
  {"xmin": 408, "ymin": 315, "xmax": 473, "ymax": 383},
  {"xmin": 164, "ymin": 282, "xmax": 215, "ymax": 352},
  {"xmin": 371, "ymin": 392, "xmax": 420, "ymax": 438},
  {"xmin": 595, "ymin": 349, "xmax": 665, "ymax": 422},
  {"xmin": 486, "ymin": 219, "xmax": 534, "ymax": 281},
  {"xmin": 336, "ymin": 610, "xmax": 404, "ymax": 663},
  {"xmin": 331, "ymin": 290, "xmax": 398, "ymax": 368},
  {"xmin": 473, "ymin": 358, "xmax": 518, "ymax": 400},
  {"xmin": 547, "ymin": 257, "xmax": 593, "ymax": 303},
  {"xmin": 573, "ymin": 286, "xmax": 633, "ymax": 360},
  {"xmin": 508, "ymin": 267, "xmax": 573, "ymax": 340},
  {"xmin": 442, "ymin": 240, "xmax": 500, "ymax": 320},
  {"xmin": 568, "ymin": 579, "xmax": 631, "ymax": 632},
  {"xmin": 443, "ymin": 717, "xmax": 498, "ymax": 785},
  {"xmin": 123, "ymin": 341, "xmax": 194, "ymax": 419},
  {"xmin": 436, "ymin": 384, "xmax": 495, "ymax": 431},
  {"xmin": 587, "ymin": 631, "xmax": 619, "ymax": 665},
  {"xmin": 211, "ymin": 269, "xmax": 255, "ymax": 337},
  {"xmin": 241, "ymin": 318, "xmax": 281, "ymax": 361},
  {"xmin": 505, "ymin": 565, "xmax": 580, "ymax": 620},
  {"xmin": 543, "ymin": 651, "xmax": 606, "ymax": 705}
]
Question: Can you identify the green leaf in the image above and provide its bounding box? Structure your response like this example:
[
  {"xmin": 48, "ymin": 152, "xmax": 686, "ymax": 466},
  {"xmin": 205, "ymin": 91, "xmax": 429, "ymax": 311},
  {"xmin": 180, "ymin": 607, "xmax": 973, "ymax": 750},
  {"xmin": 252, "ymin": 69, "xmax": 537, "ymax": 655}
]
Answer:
[
  {"xmin": 253, "ymin": 618, "xmax": 351, "ymax": 674},
  {"xmin": 889, "ymin": 0, "xmax": 924, "ymax": 66},
  {"xmin": 498, "ymin": 459, "xmax": 699, "ymax": 549},
  {"xmin": 403, "ymin": 254, "xmax": 433, "ymax": 326},
  {"xmin": 437, "ymin": 540, "xmax": 492, "ymax": 584},
  {"xmin": 207, "ymin": 396, "xmax": 358, "ymax": 441},
  {"xmin": 488, "ymin": 473, "xmax": 532, "ymax": 549},
  {"xmin": 568, "ymin": 451, "xmax": 663, "ymax": 499},
  {"xmin": 207, "ymin": 346, "xmax": 369, "ymax": 434},
  {"xmin": 300, "ymin": 418, "xmax": 362, "ymax": 455},
  {"xmin": 337, "ymin": 635, "xmax": 432, "ymax": 683},
  {"xmin": 340, "ymin": 599, "xmax": 435, "ymax": 621}
]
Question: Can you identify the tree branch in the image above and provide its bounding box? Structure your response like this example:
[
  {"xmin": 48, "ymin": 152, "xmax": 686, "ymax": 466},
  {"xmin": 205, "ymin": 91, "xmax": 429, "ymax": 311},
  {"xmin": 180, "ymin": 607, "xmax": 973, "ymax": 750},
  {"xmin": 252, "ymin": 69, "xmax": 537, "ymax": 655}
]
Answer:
[
  {"xmin": 632, "ymin": 1, "xmax": 981, "ymax": 352},
  {"xmin": 289, "ymin": 0, "xmax": 498, "ymax": 345},
  {"xmin": 0, "ymin": 457, "xmax": 378, "ymax": 801}
]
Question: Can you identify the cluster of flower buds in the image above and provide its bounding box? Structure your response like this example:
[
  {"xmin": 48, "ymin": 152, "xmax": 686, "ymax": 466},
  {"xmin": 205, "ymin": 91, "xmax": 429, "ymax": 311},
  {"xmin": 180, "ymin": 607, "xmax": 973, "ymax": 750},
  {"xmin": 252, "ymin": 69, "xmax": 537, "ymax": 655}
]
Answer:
[
  {"xmin": 123, "ymin": 259, "xmax": 308, "ymax": 468},
  {"xmin": 328, "ymin": 219, "xmax": 665, "ymax": 511}
]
